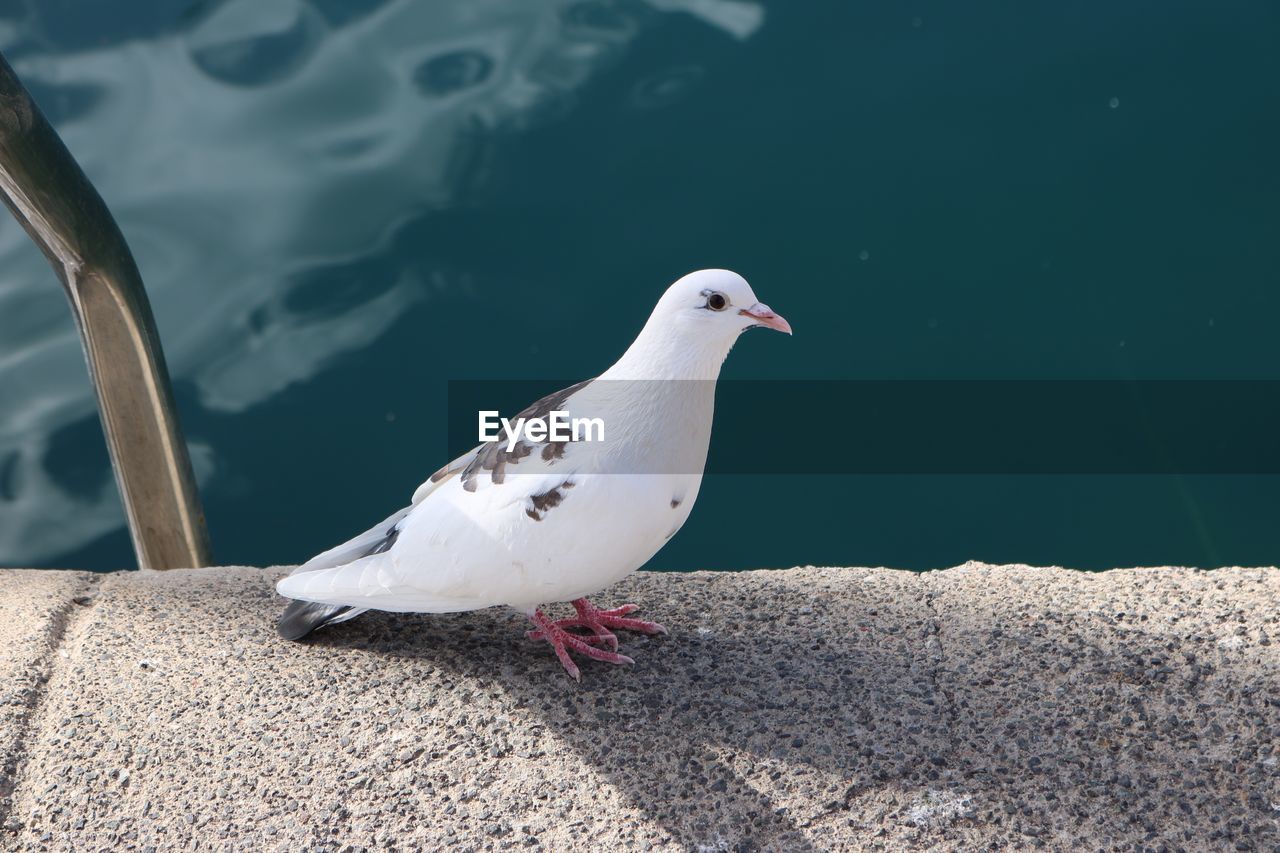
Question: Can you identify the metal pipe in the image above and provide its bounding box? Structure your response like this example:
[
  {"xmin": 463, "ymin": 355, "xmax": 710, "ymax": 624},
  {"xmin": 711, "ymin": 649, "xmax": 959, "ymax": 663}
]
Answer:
[{"xmin": 0, "ymin": 53, "xmax": 211, "ymax": 569}]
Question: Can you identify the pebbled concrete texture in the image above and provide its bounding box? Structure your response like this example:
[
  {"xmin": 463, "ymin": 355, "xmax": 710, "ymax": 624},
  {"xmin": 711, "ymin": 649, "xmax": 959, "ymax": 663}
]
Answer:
[
  {"xmin": 0, "ymin": 564, "xmax": 1276, "ymax": 851},
  {"xmin": 0, "ymin": 570, "xmax": 92, "ymax": 831}
]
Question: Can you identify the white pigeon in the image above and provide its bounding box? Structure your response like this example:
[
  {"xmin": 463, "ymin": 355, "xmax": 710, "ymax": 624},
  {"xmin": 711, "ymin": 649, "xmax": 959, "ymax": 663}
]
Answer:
[{"xmin": 277, "ymin": 269, "xmax": 791, "ymax": 679}]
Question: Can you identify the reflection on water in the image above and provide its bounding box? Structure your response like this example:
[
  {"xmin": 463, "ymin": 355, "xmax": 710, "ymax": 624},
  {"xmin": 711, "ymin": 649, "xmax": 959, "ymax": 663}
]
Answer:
[
  {"xmin": 0, "ymin": 0, "xmax": 764, "ymax": 565},
  {"xmin": 4, "ymin": 0, "xmax": 1279, "ymax": 573}
]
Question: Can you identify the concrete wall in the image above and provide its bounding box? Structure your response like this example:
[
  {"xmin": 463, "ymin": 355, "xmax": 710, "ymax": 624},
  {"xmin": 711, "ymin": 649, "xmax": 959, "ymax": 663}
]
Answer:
[{"xmin": 1, "ymin": 564, "xmax": 1277, "ymax": 850}]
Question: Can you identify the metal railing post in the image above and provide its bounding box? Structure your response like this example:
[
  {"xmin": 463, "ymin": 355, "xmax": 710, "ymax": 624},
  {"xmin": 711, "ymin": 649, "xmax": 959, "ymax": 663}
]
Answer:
[{"xmin": 0, "ymin": 53, "xmax": 212, "ymax": 569}]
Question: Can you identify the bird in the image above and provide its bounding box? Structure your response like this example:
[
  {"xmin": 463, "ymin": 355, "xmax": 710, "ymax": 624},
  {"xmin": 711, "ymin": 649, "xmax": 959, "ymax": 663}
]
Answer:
[{"xmin": 276, "ymin": 269, "xmax": 791, "ymax": 679}]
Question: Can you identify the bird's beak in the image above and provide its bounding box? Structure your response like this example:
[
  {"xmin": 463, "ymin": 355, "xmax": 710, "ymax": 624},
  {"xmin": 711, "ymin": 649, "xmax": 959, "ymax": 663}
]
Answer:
[{"xmin": 739, "ymin": 302, "xmax": 793, "ymax": 335}]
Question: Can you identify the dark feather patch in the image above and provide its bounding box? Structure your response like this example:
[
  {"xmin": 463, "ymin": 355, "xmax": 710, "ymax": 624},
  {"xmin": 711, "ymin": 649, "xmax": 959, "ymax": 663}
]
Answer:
[
  {"xmin": 462, "ymin": 379, "xmax": 592, "ymax": 491},
  {"xmin": 277, "ymin": 521, "xmax": 399, "ymax": 640},
  {"xmin": 526, "ymin": 480, "xmax": 573, "ymax": 521},
  {"xmin": 368, "ymin": 521, "xmax": 401, "ymax": 555},
  {"xmin": 278, "ymin": 600, "xmax": 355, "ymax": 641}
]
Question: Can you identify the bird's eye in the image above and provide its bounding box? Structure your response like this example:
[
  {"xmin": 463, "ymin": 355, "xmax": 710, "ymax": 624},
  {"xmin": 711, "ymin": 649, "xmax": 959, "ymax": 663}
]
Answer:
[{"xmin": 706, "ymin": 292, "xmax": 728, "ymax": 311}]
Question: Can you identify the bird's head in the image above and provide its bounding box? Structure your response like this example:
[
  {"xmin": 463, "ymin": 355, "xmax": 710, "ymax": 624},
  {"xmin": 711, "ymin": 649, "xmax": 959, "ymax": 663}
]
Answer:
[
  {"xmin": 605, "ymin": 269, "xmax": 791, "ymax": 380},
  {"xmin": 656, "ymin": 269, "xmax": 792, "ymax": 338}
]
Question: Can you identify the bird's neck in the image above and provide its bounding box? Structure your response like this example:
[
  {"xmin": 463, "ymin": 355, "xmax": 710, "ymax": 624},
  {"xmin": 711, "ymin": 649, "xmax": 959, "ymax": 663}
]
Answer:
[{"xmin": 600, "ymin": 321, "xmax": 737, "ymax": 382}]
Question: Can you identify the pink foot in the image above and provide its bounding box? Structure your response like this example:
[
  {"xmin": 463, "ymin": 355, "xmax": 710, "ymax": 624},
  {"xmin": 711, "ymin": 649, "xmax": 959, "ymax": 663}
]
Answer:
[
  {"xmin": 572, "ymin": 598, "xmax": 668, "ymax": 638},
  {"xmin": 528, "ymin": 599, "xmax": 667, "ymax": 649},
  {"xmin": 527, "ymin": 609, "xmax": 634, "ymax": 681}
]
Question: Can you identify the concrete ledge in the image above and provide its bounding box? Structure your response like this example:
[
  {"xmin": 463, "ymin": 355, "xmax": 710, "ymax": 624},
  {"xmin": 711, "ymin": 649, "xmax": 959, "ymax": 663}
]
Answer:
[
  {"xmin": 0, "ymin": 570, "xmax": 92, "ymax": 827},
  {"xmin": 1, "ymin": 564, "xmax": 1277, "ymax": 850}
]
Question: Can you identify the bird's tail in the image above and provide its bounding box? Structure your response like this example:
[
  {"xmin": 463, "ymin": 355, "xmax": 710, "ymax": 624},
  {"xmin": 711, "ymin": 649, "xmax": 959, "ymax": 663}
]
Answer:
[
  {"xmin": 277, "ymin": 504, "xmax": 411, "ymax": 640},
  {"xmin": 277, "ymin": 600, "xmax": 366, "ymax": 640}
]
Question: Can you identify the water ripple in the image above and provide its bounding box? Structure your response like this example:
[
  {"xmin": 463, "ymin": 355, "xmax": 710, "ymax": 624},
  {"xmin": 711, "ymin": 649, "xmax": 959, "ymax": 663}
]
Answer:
[
  {"xmin": 187, "ymin": 0, "xmax": 323, "ymax": 87},
  {"xmin": 0, "ymin": 0, "xmax": 765, "ymax": 565},
  {"xmin": 631, "ymin": 64, "xmax": 704, "ymax": 110},
  {"xmin": 413, "ymin": 50, "xmax": 495, "ymax": 98}
]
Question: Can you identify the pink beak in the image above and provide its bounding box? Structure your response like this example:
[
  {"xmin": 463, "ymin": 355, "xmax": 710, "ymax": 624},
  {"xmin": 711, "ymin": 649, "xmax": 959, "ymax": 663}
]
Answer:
[{"xmin": 739, "ymin": 302, "xmax": 793, "ymax": 335}]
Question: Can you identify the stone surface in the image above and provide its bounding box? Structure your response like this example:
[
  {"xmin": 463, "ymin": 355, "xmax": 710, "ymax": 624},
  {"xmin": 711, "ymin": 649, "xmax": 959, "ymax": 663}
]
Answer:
[
  {"xmin": 0, "ymin": 570, "xmax": 92, "ymax": 832},
  {"xmin": 0, "ymin": 564, "xmax": 1277, "ymax": 851}
]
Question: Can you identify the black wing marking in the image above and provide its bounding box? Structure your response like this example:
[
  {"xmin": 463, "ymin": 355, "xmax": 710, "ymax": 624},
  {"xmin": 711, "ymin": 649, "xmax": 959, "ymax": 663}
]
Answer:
[
  {"xmin": 460, "ymin": 379, "xmax": 593, "ymax": 492},
  {"xmin": 366, "ymin": 520, "xmax": 402, "ymax": 555}
]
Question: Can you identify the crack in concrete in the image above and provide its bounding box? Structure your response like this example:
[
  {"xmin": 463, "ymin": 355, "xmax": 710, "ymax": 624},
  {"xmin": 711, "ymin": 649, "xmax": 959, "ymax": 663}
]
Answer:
[
  {"xmin": 0, "ymin": 573, "xmax": 103, "ymax": 837},
  {"xmin": 921, "ymin": 582, "xmax": 959, "ymax": 724}
]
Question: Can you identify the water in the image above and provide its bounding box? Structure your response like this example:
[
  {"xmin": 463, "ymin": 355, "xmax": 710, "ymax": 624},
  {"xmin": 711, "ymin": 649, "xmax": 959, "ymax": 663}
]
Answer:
[{"xmin": 1, "ymin": 0, "xmax": 1277, "ymax": 572}]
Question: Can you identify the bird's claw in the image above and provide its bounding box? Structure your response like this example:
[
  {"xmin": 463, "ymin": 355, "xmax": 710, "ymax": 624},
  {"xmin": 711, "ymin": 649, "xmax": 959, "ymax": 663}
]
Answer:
[
  {"xmin": 526, "ymin": 599, "xmax": 664, "ymax": 680},
  {"xmin": 528, "ymin": 610, "xmax": 634, "ymax": 681},
  {"xmin": 527, "ymin": 599, "xmax": 666, "ymax": 646},
  {"xmin": 527, "ymin": 623, "xmax": 619, "ymax": 651},
  {"xmin": 570, "ymin": 599, "xmax": 668, "ymax": 636}
]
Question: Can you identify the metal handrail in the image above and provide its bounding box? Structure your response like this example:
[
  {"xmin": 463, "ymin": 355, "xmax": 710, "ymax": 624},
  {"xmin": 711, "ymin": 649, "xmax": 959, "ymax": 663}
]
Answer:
[{"xmin": 0, "ymin": 53, "xmax": 211, "ymax": 569}]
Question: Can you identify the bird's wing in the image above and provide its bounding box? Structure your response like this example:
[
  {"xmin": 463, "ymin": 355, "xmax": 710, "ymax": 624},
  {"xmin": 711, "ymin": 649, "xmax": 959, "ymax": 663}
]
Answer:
[
  {"xmin": 283, "ymin": 447, "xmax": 474, "ymax": 583},
  {"xmin": 407, "ymin": 377, "xmax": 596, "ymax": 501},
  {"xmin": 284, "ymin": 505, "xmax": 410, "ymax": 578},
  {"xmin": 286, "ymin": 448, "xmax": 474, "ymax": 581},
  {"xmin": 454, "ymin": 379, "xmax": 594, "ymax": 493},
  {"xmin": 277, "ymin": 550, "xmax": 493, "ymax": 613},
  {"xmin": 411, "ymin": 445, "xmax": 477, "ymax": 505},
  {"xmin": 280, "ymin": 379, "xmax": 600, "ymax": 604}
]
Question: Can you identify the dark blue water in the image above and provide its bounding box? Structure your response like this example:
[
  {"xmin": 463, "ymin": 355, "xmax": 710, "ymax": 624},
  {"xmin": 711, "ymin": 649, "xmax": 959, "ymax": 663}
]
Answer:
[{"xmin": 1, "ymin": 0, "xmax": 1277, "ymax": 571}]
